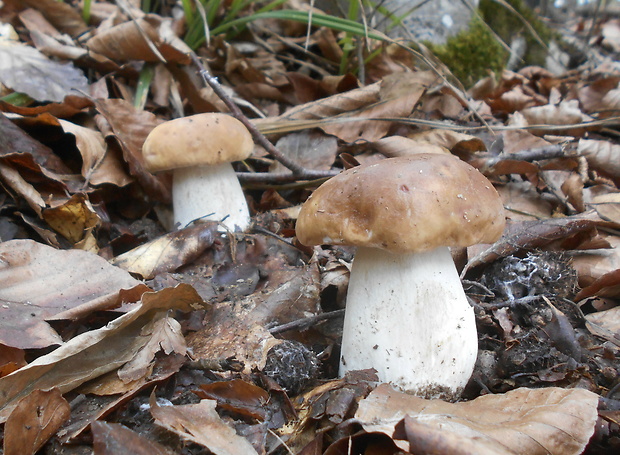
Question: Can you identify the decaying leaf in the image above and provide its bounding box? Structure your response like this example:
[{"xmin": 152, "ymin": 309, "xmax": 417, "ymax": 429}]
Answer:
[
  {"xmin": 117, "ymin": 313, "xmax": 186, "ymax": 383},
  {"xmin": 356, "ymin": 384, "xmax": 599, "ymax": 455},
  {"xmin": 0, "ymin": 284, "xmax": 203, "ymax": 422},
  {"xmin": 3, "ymin": 388, "xmax": 70, "ymax": 455},
  {"xmin": 150, "ymin": 394, "xmax": 258, "ymax": 455},
  {"xmin": 0, "ymin": 41, "xmax": 88, "ymax": 102},
  {"xmin": 111, "ymin": 222, "xmax": 219, "ymax": 279},
  {"xmin": 187, "ymin": 262, "xmax": 320, "ymax": 372},
  {"xmin": 0, "ymin": 239, "xmax": 147, "ymax": 349},
  {"xmin": 91, "ymin": 421, "xmax": 173, "ymax": 455},
  {"xmin": 86, "ymin": 15, "xmax": 191, "ymax": 64}
]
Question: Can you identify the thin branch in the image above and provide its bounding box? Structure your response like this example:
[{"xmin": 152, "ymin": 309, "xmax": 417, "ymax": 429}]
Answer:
[
  {"xmin": 268, "ymin": 310, "xmax": 345, "ymax": 334},
  {"xmin": 189, "ymin": 51, "xmax": 339, "ymax": 180}
]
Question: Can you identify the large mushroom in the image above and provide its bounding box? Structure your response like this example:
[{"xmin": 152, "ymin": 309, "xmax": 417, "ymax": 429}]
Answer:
[
  {"xmin": 296, "ymin": 154, "xmax": 505, "ymax": 399},
  {"xmin": 142, "ymin": 113, "xmax": 254, "ymax": 231}
]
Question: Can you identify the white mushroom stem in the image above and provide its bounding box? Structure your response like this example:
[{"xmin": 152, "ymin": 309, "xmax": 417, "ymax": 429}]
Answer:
[
  {"xmin": 340, "ymin": 246, "xmax": 478, "ymax": 398},
  {"xmin": 172, "ymin": 163, "xmax": 250, "ymax": 232}
]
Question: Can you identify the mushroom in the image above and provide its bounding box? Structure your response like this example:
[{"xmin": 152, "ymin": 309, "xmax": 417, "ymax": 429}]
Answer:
[
  {"xmin": 296, "ymin": 154, "xmax": 505, "ymax": 399},
  {"xmin": 142, "ymin": 113, "xmax": 254, "ymax": 231}
]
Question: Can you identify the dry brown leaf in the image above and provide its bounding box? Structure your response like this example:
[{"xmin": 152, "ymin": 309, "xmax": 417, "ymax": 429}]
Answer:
[
  {"xmin": 463, "ymin": 210, "xmax": 608, "ymax": 274},
  {"xmin": 271, "ymin": 130, "xmax": 339, "ymax": 173},
  {"xmin": 572, "ymin": 235, "xmax": 620, "ymax": 287},
  {"xmin": 19, "ymin": 9, "xmax": 88, "ymax": 61},
  {"xmin": 575, "ymin": 269, "xmax": 620, "ymax": 301},
  {"xmin": 256, "ymin": 72, "xmax": 435, "ymax": 142},
  {"xmin": 196, "ymin": 379, "xmax": 270, "ymax": 421},
  {"xmin": 514, "ymin": 100, "xmax": 592, "ymax": 136},
  {"xmin": 117, "ymin": 313, "xmax": 186, "ymax": 383},
  {"xmin": 0, "ymin": 239, "xmax": 147, "ymax": 349},
  {"xmin": 91, "ymin": 421, "xmax": 173, "ymax": 455},
  {"xmin": 111, "ymin": 222, "xmax": 219, "ymax": 279},
  {"xmin": 583, "ymin": 185, "xmax": 620, "ymax": 224},
  {"xmin": 58, "ymin": 119, "xmax": 133, "ymax": 187},
  {"xmin": 42, "ymin": 193, "xmax": 100, "ymax": 245},
  {"xmin": 187, "ymin": 263, "xmax": 320, "ymax": 371},
  {"xmin": 356, "ymin": 384, "xmax": 598, "ymax": 455},
  {"xmin": 578, "ymin": 139, "xmax": 620, "ymax": 180},
  {"xmin": 59, "ymin": 355, "xmax": 184, "ymax": 442},
  {"xmin": 3, "ymin": 388, "xmax": 70, "ymax": 455},
  {"xmin": 0, "ymin": 284, "xmax": 203, "ymax": 423},
  {"xmin": 15, "ymin": 0, "xmax": 88, "ymax": 36},
  {"xmin": 94, "ymin": 98, "xmax": 170, "ymax": 202},
  {"xmin": 150, "ymin": 394, "xmax": 258, "ymax": 455},
  {"xmin": 86, "ymin": 15, "xmax": 191, "ymax": 64},
  {"xmin": 0, "ymin": 161, "xmax": 46, "ymax": 216},
  {"xmin": 585, "ymin": 306, "xmax": 620, "ymax": 345},
  {"xmin": 0, "ymin": 41, "xmax": 88, "ymax": 103},
  {"xmin": 372, "ymin": 136, "xmax": 450, "ymax": 157}
]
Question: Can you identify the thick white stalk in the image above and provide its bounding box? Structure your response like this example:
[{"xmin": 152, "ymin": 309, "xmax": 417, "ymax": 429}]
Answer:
[
  {"xmin": 340, "ymin": 246, "xmax": 478, "ymax": 398},
  {"xmin": 172, "ymin": 163, "xmax": 250, "ymax": 231}
]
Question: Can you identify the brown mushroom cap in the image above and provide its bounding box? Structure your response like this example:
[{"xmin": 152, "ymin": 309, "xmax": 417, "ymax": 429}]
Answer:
[
  {"xmin": 296, "ymin": 154, "xmax": 505, "ymax": 253},
  {"xmin": 142, "ymin": 113, "xmax": 253, "ymax": 173}
]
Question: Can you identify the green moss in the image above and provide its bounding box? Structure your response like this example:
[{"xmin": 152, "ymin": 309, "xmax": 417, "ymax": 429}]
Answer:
[
  {"xmin": 479, "ymin": 0, "xmax": 556, "ymax": 68},
  {"xmin": 426, "ymin": 17, "xmax": 507, "ymax": 88}
]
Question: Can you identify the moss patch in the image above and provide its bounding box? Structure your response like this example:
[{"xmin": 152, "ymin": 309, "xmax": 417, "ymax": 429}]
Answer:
[{"xmin": 426, "ymin": 17, "xmax": 507, "ymax": 88}]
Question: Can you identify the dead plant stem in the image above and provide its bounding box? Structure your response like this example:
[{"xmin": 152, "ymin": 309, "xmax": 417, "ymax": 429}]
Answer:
[{"xmin": 190, "ymin": 52, "xmax": 339, "ymax": 182}]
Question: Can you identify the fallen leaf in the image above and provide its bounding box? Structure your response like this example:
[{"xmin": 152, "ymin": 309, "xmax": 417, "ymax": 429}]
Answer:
[
  {"xmin": 91, "ymin": 421, "xmax": 173, "ymax": 455},
  {"xmin": 0, "ymin": 41, "xmax": 88, "ymax": 103},
  {"xmin": 4, "ymin": 388, "xmax": 70, "ymax": 455},
  {"xmin": 150, "ymin": 394, "xmax": 258, "ymax": 455},
  {"xmin": 111, "ymin": 222, "xmax": 219, "ymax": 279},
  {"xmin": 58, "ymin": 119, "xmax": 133, "ymax": 187},
  {"xmin": 117, "ymin": 314, "xmax": 186, "ymax": 383},
  {"xmin": 0, "ymin": 239, "xmax": 147, "ymax": 348},
  {"xmin": 42, "ymin": 193, "xmax": 100, "ymax": 245},
  {"xmin": 86, "ymin": 15, "xmax": 191, "ymax": 64},
  {"xmin": 0, "ymin": 284, "xmax": 203, "ymax": 422},
  {"xmin": 356, "ymin": 384, "xmax": 598, "ymax": 455},
  {"xmin": 578, "ymin": 139, "xmax": 620, "ymax": 180},
  {"xmin": 16, "ymin": 0, "xmax": 88, "ymax": 36},
  {"xmin": 197, "ymin": 379, "xmax": 270, "ymax": 421}
]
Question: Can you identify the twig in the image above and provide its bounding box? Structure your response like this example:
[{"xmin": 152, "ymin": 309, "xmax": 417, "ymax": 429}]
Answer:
[
  {"xmin": 268, "ymin": 310, "xmax": 345, "ymax": 334},
  {"xmin": 189, "ymin": 52, "xmax": 339, "ymax": 181}
]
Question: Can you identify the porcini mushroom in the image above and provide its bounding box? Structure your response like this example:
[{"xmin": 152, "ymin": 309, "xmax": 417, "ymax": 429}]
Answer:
[
  {"xmin": 296, "ymin": 154, "xmax": 505, "ymax": 398},
  {"xmin": 142, "ymin": 113, "xmax": 254, "ymax": 231}
]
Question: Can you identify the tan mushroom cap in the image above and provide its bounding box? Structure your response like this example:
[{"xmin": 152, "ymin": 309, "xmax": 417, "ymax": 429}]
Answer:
[
  {"xmin": 296, "ymin": 154, "xmax": 505, "ymax": 253},
  {"xmin": 142, "ymin": 113, "xmax": 254, "ymax": 173}
]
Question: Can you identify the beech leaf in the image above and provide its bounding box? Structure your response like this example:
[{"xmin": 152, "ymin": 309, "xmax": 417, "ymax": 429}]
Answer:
[
  {"xmin": 356, "ymin": 384, "xmax": 599, "ymax": 455},
  {"xmin": 0, "ymin": 43, "xmax": 88, "ymax": 102}
]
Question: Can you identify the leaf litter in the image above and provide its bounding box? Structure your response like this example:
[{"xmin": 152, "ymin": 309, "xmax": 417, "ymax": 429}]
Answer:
[{"xmin": 0, "ymin": 1, "xmax": 619, "ymax": 454}]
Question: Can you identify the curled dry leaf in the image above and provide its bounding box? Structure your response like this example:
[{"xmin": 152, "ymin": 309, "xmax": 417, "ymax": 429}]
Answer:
[
  {"xmin": 583, "ymin": 186, "xmax": 620, "ymax": 224},
  {"xmin": 187, "ymin": 262, "xmax": 320, "ymax": 372},
  {"xmin": 17, "ymin": 0, "xmax": 88, "ymax": 36},
  {"xmin": 0, "ymin": 239, "xmax": 147, "ymax": 349},
  {"xmin": 585, "ymin": 306, "xmax": 620, "ymax": 347},
  {"xmin": 58, "ymin": 119, "xmax": 133, "ymax": 187},
  {"xmin": 91, "ymin": 421, "xmax": 173, "ymax": 455},
  {"xmin": 42, "ymin": 193, "xmax": 100, "ymax": 246},
  {"xmin": 463, "ymin": 210, "xmax": 609, "ymax": 275},
  {"xmin": 4, "ymin": 388, "xmax": 70, "ymax": 455},
  {"xmin": 256, "ymin": 72, "xmax": 434, "ymax": 142},
  {"xmin": 372, "ymin": 136, "xmax": 449, "ymax": 157},
  {"xmin": 356, "ymin": 384, "xmax": 599, "ymax": 455},
  {"xmin": 0, "ymin": 41, "xmax": 88, "ymax": 103},
  {"xmin": 94, "ymin": 98, "xmax": 170, "ymax": 203},
  {"xmin": 578, "ymin": 139, "xmax": 620, "ymax": 180},
  {"xmin": 0, "ymin": 284, "xmax": 203, "ymax": 422},
  {"xmin": 111, "ymin": 222, "xmax": 219, "ymax": 280},
  {"xmin": 150, "ymin": 394, "xmax": 258, "ymax": 455},
  {"xmin": 86, "ymin": 15, "xmax": 191, "ymax": 64},
  {"xmin": 515, "ymin": 99, "xmax": 592, "ymax": 136}
]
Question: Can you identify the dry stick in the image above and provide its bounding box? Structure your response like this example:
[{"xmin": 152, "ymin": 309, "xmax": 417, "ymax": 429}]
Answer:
[
  {"xmin": 189, "ymin": 52, "xmax": 339, "ymax": 182},
  {"xmin": 268, "ymin": 309, "xmax": 346, "ymax": 335}
]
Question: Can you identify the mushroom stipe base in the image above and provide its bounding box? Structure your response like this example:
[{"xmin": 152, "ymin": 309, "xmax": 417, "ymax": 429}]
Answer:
[{"xmin": 340, "ymin": 246, "xmax": 478, "ymax": 400}]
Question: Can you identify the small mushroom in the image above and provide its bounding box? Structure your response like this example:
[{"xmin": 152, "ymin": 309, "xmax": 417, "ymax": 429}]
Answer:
[
  {"xmin": 142, "ymin": 113, "xmax": 254, "ymax": 231},
  {"xmin": 296, "ymin": 154, "xmax": 505, "ymax": 399}
]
